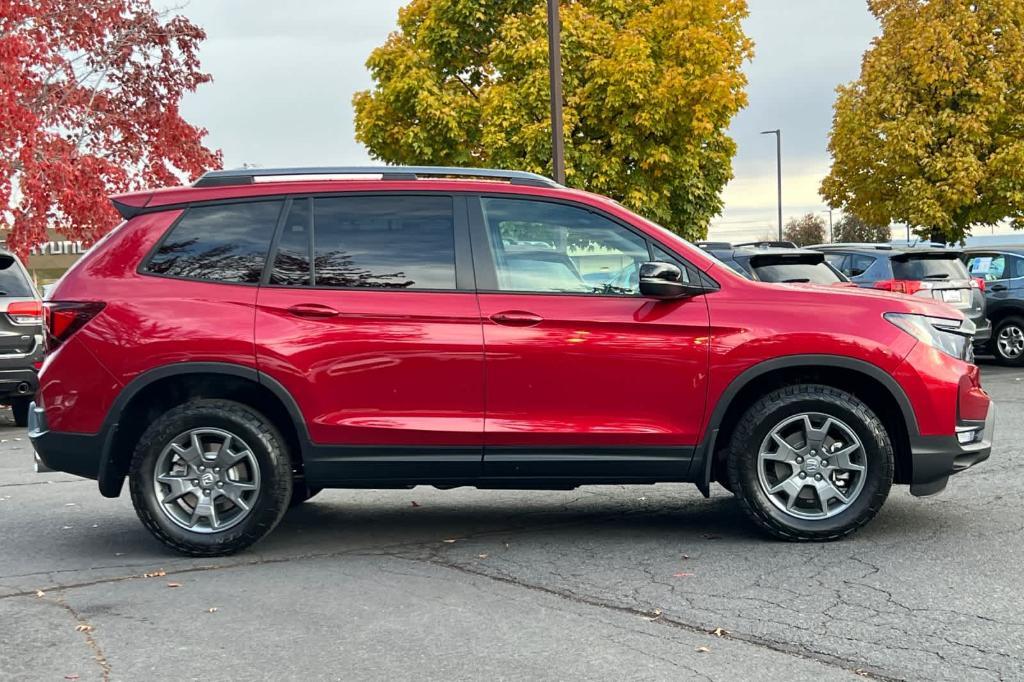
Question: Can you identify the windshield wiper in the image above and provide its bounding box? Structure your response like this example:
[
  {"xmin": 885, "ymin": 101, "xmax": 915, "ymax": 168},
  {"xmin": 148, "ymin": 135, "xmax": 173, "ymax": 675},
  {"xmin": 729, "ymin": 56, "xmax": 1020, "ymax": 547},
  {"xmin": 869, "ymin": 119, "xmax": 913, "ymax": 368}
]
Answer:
[
  {"xmin": 920, "ymin": 274, "xmax": 950, "ymax": 279},
  {"xmin": 781, "ymin": 278, "xmax": 811, "ymax": 283}
]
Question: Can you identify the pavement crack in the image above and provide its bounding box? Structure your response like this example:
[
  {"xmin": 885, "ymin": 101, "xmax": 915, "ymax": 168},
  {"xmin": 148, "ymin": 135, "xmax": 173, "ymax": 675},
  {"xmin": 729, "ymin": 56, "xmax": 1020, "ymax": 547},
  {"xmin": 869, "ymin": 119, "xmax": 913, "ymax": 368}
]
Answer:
[{"xmin": 36, "ymin": 593, "xmax": 112, "ymax": 681}]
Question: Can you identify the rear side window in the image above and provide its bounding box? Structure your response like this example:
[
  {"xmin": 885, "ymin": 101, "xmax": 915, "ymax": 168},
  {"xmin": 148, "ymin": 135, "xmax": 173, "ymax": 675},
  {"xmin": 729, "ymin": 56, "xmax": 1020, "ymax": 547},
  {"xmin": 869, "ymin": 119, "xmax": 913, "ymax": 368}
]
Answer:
[
  {"xmin": 892, "ymin": 256, "xmax": 968, "ymax": 281},
  {"xmin": 309, "ymin": 195, "xmax": 456, "ymax": 289},
  {"xmin": 0, "ymin": 257, "xmax": 33, "ymax": 297},
  {"xmin": 146, "ymin": 201, "xmax": 283, "ymax": 283}
]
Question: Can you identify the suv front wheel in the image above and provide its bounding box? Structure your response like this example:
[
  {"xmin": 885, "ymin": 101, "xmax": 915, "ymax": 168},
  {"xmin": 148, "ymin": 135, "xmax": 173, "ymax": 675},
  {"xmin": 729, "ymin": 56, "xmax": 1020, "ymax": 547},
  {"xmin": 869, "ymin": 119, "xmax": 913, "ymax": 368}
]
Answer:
[
  {"xmin": 727, "ymin": 384, "xmax": 893, "ymax": 541},
  {"xmin": 128, "ymin": 399, "xmax": 293, "ymax": 556},
  {"xmin": 993, "ymin": 316, "xmax": 1024, "ymax": 366}
]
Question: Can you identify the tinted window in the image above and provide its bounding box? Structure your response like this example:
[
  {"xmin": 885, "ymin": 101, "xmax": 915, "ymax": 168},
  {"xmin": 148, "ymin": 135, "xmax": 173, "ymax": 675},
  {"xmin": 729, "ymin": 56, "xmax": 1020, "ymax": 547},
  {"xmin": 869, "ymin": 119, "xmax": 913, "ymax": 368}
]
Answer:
[
  {"xmin": 482, "ymin": 198, "xmax": 649, "ymax": 294},
  {"xmin": 146, "ymin": 201, "xmax": 282, "ymax": 283},
  {"xmin": 892, "ymin": 256, "xmax": 968, "ymax": 281},
  {"xmin": 752, "ymin": 261, "xmax": 842, "ymax": 284},
  {"xmin": 312, "ymin": 196, "xmax": 456, "ymax": 289},
  {"xmin": 0, "ymin": 256, "xmax": 33, "ymax": 297},
  {"xmin": 271, "ymin": 199, "xmax": 312, "ymax": 286}
]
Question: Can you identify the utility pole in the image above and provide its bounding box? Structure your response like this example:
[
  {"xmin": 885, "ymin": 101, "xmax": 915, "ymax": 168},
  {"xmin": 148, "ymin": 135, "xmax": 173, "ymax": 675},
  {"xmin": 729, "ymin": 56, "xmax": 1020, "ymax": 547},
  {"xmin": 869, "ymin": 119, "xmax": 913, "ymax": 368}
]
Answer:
[
  {"xmin": 761, "ymin": 129, "xmax": 782, "ymax": 240},
  {"xmin": 547, "ymin": 0, "xmax": 566, "ymax": 184},
  {"xmin": 823, "ymin": 209, "xmax": 833, "ymax": 243}
]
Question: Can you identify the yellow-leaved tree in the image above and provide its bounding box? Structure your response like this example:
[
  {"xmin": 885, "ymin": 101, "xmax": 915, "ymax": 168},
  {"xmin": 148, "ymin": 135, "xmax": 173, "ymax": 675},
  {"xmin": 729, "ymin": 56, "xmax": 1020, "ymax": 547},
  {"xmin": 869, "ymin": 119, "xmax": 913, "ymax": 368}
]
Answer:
[
  {"xmin": 353, "ymin": 0, "xmax": 753, "ymax": 239},
  {"xmin": 821, "ymin": 0, "xmax": 1024, "ymax": 243}
]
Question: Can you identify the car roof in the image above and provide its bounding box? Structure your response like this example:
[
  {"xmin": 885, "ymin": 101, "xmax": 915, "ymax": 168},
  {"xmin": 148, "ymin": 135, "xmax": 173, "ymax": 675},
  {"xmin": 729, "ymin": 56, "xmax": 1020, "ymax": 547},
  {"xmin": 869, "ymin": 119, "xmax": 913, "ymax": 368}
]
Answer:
[
  {"xmin": 963, "ymin": 245, "xmax": 1024, "ymax": 255},
  {"xmin": 702, "ymin": 245, "xmax": 825, "ymax": 259},
  {"xmin": 811, "ymin": 243, "xmax": 963, "ymax": 257}
]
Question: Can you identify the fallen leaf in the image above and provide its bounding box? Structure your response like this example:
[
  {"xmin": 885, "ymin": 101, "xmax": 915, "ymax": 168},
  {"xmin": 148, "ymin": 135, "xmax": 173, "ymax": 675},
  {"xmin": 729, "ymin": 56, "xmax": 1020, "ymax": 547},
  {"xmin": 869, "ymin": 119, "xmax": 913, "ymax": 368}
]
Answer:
[
  {"xmin": 410, "ymin": 500, "xmax": 420, "ymax": 507},
  {"xmin": 680, "ymin": 554, "xmax": 689, "ymax": 560},
  {"xmin": 207, "ymin": 607, "xmax": 218, "ymax": 613},
  {"xmin": 673, "ymin": 572, "xmax": 694, "ymax": 578},
  {"xmin": 64, "ymin": 503, "xmax": 77, "ymax": 507},
  {"xmin": 696, "ymin": 646, "xmax": 711, "ymax": 653},
  {"xmin": 477, "ymin": 553, "xmax": 488, "ymax": 559},
  {"xmin": 64, "ymin": 675, "xmax": 80, "ymax": 680},
  {"xmin": 643, "ymin": 608, "xmax": 664, "ymax": 621},
  {"xmin": 711, "ymin": 627, "xmax": 728, "ymax": 637},
  {"xmin": 166, "ymin": 582, "xmax": 182, "ymax": 588},
  {"xmin": 442, "ymin": 539, "xmax": 457, "ymax": 544},
  {"xmin": 143, "ymin": 570, "xmax": 166, "ymax": 578},
  {"xmin": 114, "ymin": 552, "xmax": 124, "ymax": 557},
  {"xmin": 61, "ymin": 525, "xmax": 73, "ymax": 530},
  {"xmin": 74, "ymin": 624, "xmax": 93, "ymax": 633},
  {"xmin": 35, "ymin": 590, "xmax": 45, "ymax": 598}
]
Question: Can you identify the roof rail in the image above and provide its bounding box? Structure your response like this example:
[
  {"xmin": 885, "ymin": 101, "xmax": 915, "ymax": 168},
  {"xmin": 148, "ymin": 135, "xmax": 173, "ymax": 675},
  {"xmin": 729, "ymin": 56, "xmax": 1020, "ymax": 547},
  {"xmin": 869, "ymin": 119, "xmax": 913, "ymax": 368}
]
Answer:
[{"xmin": 193, "ymin": 166, "xmax": 561, "ymax": 189}]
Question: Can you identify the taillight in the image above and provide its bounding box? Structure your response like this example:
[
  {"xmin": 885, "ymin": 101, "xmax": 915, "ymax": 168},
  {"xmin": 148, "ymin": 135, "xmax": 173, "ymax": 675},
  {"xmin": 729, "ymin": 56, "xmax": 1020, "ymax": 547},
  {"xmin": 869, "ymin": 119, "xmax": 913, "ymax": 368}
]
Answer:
[
  {"xmin": 874, "ymin": 279, "xmax": 930, "ymax": 295},
  {"xmin": 43, "ymin": 302, "xmax": 105, "ymax": 353},
  {"xmin": 7, "ymin": 300, "xmax": 42, "ymax": 325},
  {"xmin": 972, "ymin": 277, "xmax": 986, "ymax": 292}
]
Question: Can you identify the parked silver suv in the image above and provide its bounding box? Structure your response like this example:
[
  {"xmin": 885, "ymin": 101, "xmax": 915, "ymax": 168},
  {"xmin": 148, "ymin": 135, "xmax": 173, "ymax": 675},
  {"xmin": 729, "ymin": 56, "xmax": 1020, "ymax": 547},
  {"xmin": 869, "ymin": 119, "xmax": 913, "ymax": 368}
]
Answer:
[{"xmin": 0, "ymin": 250, "xmax": 43, "ymax": 426}]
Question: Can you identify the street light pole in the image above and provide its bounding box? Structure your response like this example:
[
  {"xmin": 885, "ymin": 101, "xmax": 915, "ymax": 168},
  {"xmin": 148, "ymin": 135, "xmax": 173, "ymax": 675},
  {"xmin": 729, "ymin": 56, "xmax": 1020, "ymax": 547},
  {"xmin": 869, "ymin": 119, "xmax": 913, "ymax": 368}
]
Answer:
[
  {"xmin": 761, "ymin": 129, "xmax": 782, "ymax": 241},
  {"xmin": 547, "ymin": 0, "xmax": 566, "ymax": 185},
  {"xmin": 823, "ymin": 208, "xmax": 833, "ymax": 243}
]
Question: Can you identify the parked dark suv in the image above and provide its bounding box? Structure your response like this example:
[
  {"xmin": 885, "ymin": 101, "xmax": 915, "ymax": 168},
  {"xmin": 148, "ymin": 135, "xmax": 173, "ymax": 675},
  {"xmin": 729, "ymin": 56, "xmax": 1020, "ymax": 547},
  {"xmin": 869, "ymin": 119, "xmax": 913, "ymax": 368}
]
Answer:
[
  {"xmin": 29, "ymin": 167, "xmax": 993, "ymax": 556},
  {"xmin": 963, "ymin": 246, "xmax": 1024, "ymax": 365},
  {"xmin": 815, "ymin": 244, "xmax": 991, "ymax": 345},
  {"xmin": 696, "ymin": 243, "xmax": 850, "ymax": 285},
  {"xmin": 0, "ymin": 250, "xmax": 43, "ymax": 426}
]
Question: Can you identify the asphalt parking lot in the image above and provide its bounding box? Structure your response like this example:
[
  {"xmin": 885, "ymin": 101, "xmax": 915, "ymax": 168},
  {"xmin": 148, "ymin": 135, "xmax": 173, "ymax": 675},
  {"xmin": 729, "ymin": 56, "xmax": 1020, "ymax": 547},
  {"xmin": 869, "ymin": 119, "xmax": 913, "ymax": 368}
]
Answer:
[{"xmin": 1, "ymin": 363, "xmax": 1022, "ymax": 681}]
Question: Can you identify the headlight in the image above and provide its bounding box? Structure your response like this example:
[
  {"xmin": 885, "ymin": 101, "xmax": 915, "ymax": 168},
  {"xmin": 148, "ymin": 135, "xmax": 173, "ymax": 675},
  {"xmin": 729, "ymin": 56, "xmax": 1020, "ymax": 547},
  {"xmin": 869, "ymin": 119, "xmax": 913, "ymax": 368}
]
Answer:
[{"xmin": 885, "ymin": 313, "xmax": 976, "ymax": 361}]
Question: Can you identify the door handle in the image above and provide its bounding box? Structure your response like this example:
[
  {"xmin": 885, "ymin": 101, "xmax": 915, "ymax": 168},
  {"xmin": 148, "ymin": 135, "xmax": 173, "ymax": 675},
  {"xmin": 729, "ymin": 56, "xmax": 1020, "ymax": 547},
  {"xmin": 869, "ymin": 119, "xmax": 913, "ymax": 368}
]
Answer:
[
  {"xmin": 490, "ymin": 310, "xmax": 543, "ymax": 327},
  {"xmin": 990, "ymin": 284, "xmax": 1007, "ymax": 292},
  {"xmin": 288, "ymin": 303, "xmax": 340, "ymax": 319}
]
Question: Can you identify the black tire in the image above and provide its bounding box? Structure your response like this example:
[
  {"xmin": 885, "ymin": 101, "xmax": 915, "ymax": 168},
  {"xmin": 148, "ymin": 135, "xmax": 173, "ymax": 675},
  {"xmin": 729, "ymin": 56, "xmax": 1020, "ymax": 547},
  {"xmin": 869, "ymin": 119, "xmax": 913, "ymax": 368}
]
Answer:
[
  {"xmin": 726, "ymin": 384, "xmax": 893, "ymax": 542},
  {"xmin": 128, "ymin": 399, "xmax": 293, "ymax": 556},
  {"xmin": 289, "ymin": 482, "xmax": 322, "ymax": 508},
  {"xmin": 10, "ymin": 397, "xmax": 29, "ymax": 427},
  {"xmin": 992, "ymin": 316, "xmax": 1024, "ymax": 367}
]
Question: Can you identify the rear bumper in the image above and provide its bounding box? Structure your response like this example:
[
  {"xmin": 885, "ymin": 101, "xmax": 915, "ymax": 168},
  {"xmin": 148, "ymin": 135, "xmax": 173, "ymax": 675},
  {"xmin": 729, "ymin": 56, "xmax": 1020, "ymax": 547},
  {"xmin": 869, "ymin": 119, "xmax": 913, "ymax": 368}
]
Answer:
[
  {"xmin": 0, "ymin": 368, "xmax": 37, "ymax": 400},
  {"xmin": 908, "ymin": 403, "xmax": 994, "ymax": 496},
  {"xmin": 28, "ymin": 401, "xmax": 104, "ymax": 480}
]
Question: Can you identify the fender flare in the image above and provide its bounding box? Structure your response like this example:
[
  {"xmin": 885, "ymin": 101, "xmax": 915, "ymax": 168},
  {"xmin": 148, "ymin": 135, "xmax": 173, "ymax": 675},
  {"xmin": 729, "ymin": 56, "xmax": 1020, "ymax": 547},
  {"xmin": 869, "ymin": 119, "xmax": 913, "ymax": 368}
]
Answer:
[
  {"xmin": 693, "ymin": 354, "xmax": 919, "ymax": 496},
  {"xmin": 97, "ymin": 362, "xmax": 309, "ymax": 497}
]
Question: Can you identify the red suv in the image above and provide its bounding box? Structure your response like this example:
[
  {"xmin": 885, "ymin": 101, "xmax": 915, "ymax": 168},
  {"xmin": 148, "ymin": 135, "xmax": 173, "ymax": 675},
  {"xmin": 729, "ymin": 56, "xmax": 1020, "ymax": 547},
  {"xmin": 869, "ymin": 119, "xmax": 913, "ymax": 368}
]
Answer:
[{"xmin": 30, "ymin": 167, "xmax": 994, "ymax": 556}]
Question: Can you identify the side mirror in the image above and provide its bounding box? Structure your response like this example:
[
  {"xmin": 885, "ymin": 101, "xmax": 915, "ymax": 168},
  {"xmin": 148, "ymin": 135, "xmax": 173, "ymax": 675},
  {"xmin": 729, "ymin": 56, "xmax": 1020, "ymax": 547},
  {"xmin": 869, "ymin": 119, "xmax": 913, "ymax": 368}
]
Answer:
[{"xmin": 638, "ymin": 262, "xmax": 704, "ymax": 300}]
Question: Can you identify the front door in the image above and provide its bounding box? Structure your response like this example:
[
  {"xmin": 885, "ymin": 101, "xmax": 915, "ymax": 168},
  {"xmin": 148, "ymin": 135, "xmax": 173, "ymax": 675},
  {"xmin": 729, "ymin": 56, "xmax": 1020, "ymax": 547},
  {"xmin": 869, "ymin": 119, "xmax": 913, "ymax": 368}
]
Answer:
[
  {"xmin": 470, "ymin": 196, "xmax": 710, "ymax": 480},
  {"xmin": 255, "ymin": 193, "xmax": 484, "ymax": 482}
]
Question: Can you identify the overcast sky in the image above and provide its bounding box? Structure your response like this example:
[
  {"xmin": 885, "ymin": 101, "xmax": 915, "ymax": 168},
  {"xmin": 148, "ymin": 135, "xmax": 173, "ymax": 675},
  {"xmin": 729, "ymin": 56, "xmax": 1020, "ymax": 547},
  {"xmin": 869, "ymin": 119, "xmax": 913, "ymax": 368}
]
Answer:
[{"xmin": 168, "ymin": 0, "xmax": 880, "ymax": 241}]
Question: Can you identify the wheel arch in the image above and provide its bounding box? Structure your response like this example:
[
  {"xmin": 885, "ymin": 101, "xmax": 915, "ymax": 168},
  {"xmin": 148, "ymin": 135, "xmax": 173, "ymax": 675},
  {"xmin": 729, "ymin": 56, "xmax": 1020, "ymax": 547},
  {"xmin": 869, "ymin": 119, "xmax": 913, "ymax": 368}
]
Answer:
[
  {"xmin": 696, "ymin": 355, "xmax": 918, "ymax": 495},
  {"xmin": 97, "ymin": 362, "xmax": 309, "ymax": 498}
]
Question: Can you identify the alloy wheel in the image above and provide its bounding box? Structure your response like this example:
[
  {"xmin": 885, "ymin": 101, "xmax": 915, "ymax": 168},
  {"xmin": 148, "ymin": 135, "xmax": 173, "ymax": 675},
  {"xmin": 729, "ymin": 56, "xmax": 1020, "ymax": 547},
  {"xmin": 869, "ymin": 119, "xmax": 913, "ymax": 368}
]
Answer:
[
  {"xmin": 151, "ymin": 428, "xmax": 261, "ymax": 533},
  {"xmin": 757, "ymin": 412, "xmax": 867, "ymax": 520},
  {"xmin": 997, "ymin": 324, "xmax": 1024, "ymax": 360}
]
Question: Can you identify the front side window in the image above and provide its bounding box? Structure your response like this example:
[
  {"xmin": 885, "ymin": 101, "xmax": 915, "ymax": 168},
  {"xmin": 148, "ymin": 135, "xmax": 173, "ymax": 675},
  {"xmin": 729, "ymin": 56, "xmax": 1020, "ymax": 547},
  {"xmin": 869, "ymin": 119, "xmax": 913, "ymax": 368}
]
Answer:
[
  {"xmin": 311, "ymin": 196, "xmax": 456, "ymax": 289},
  {"xmin": 481, "ymin": 198, "xmax": 650, "ymax": 295},
  {"xmin": 146, "ymin": 201, "xmax": 283, "ymax": 283}
]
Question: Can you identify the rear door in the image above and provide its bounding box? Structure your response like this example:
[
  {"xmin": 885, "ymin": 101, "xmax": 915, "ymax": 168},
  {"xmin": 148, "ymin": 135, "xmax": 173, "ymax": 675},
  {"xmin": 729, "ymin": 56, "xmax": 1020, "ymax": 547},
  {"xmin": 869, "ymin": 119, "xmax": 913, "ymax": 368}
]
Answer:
[
  {"xmin": 471, "ymin": 195, "xmax": 710, "ymax": 480},
  {"xmin": 255, "ymin": 193, "xmax": 485, "ymax": 482}
]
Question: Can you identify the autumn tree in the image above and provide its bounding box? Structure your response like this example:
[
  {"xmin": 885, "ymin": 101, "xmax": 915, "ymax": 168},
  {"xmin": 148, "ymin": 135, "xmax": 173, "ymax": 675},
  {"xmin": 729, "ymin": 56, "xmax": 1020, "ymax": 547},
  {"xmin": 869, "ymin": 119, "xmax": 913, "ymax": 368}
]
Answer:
[
  {"xmin": 1, "ymin": 0, "xmax": 221, "ymax": 257},
  {"xmin": 832, "ymin": 213, "xmax": 891, "ymax": 244},
  {"xmin": 821, "ymin": 0, "xmax": 1024, "ymax": 244},
  {"xmin": 353, "ymin": 0, "xmax": 753, "ymax": 240},
  {"xmin": 783, "ymin": 213, "xmax": 826, "ymax": 247}
]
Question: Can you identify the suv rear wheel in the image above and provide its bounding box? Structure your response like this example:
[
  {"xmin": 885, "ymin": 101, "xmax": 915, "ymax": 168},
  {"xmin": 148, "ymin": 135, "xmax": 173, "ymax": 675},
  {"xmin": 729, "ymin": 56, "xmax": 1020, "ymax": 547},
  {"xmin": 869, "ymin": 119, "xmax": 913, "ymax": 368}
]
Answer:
[
  {"xmin": 128, "ymin": 399, "xmax": 292, "ymax": 556},
  {"xmin": 10, "ymin": 397, "xmax": 29, "ymax": 427},
  {"xmin": 993, "ymin": 316, "xmax": 1024, "ymax": 366},
  {"xmin": 727, "ymin": 384, "xmax": 893, "ymax": 541}
]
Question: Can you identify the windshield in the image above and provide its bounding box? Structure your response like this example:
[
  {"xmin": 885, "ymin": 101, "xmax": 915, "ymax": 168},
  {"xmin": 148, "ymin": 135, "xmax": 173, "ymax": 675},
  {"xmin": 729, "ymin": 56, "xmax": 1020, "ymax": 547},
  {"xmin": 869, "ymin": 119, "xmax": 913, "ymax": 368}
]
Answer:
[
  {"xmin": 751, "ymin": 261, "xmax": 842, "ymax": 284},
  {"xmin": 0, "ymin": 258, "xmax": 33, "ymax": 297},
  {"xmin": 892, "ymin": 256, "xmax": 968, "ymax": 281}
]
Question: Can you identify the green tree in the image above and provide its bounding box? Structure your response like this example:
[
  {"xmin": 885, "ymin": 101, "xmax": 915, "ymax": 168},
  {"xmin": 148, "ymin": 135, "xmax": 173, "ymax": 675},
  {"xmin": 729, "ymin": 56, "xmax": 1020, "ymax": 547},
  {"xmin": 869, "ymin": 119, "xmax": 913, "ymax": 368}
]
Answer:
[
  {"xmin": 783, "ymin": 213, "xmax": 826, "ymax": 247},
  {"xmin": 353, "ymin": 0, "xmax": 753, "ymax": 240},
  {"xmin": 832, "ymin": 214, "xmax": 891, "ymax": 243},
  {"xmin": 821, "ymin": 0, "xmax": 1024, "ymax": 244}
]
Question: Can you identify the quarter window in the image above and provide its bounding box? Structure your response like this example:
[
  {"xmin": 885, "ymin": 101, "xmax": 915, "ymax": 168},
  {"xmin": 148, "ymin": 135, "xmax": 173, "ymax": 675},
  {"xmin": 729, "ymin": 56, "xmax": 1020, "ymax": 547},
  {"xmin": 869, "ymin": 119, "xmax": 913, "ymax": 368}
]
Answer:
[
  {"xmin": 311, "ymin": 196, "xmax": 456, "ymax": 289},
  {"xmin": 481, "ymin": 198, "xmax": 650, "ymax": 295},
  {"xmin": 146, "ymin": 201, "xmax": 283, "ymax": 283}
]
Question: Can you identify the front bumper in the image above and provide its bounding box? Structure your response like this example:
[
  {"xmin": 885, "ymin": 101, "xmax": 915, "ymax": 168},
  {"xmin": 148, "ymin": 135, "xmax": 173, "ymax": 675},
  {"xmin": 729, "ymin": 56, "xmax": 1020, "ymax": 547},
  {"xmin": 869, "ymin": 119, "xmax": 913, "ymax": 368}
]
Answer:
[
  {"xmin": 28, "ymin": 401, "xmax": 104, "ymax": 480},
  {"xmin": 908, "ymin": 402, "xmax": 994, "ymax": 496}
]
